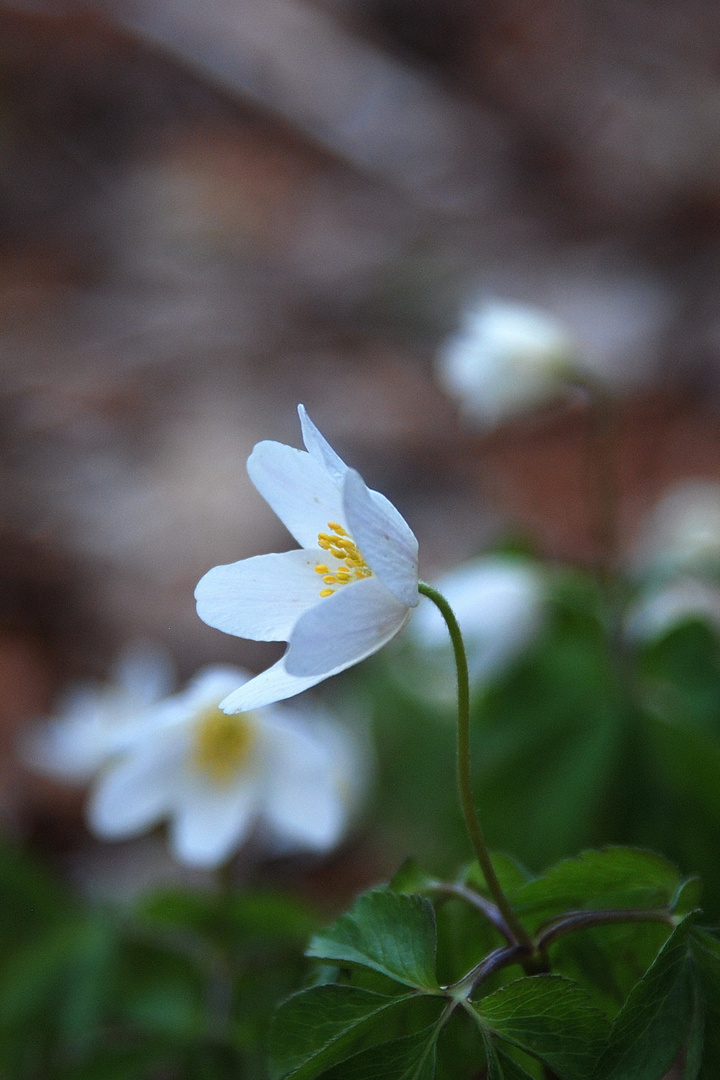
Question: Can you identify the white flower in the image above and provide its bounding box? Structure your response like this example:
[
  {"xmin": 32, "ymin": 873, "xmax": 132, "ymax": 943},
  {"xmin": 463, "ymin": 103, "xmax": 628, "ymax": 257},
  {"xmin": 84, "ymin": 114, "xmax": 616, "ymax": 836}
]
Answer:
[
  {"xmin": 87, "ymin": 666, "xmax": 364, "ymax": 868},
  {"xmin": 403, "ymin": 556, "xmax": 545, "ymax": 700},
  {"xmin": 632, "ymin": 481, "xmax": 720, "ymax": 580},
  {"xmin": 195, "ymin": 405, "xmax": 419, "ymax": 714},
  {"xmin": 625, "ymin": 578, "xmax": 720, "ymax": 642},
  {"xmin": 436, "ymin": 300, "xmax": 578, "ymax": 429},
  {"xmin": 22, "ymin": 641, "xmax": 174, "ymax": 782}
]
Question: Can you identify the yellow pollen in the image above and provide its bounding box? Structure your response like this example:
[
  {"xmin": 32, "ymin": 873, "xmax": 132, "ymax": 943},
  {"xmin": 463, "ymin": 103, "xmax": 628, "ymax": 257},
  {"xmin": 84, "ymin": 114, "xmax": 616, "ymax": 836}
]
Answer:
[
  {"xmin": 192, "ymin": 706, "xmax": 255, "ymax": 784},
  {"xmin": 315, "ymin": 521, "xmax": 373, "ymax": 597}
]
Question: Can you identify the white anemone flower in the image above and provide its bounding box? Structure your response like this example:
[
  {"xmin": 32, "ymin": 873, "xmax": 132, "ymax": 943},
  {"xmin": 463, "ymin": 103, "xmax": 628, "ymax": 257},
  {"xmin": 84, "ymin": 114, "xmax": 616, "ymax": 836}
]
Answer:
[
  {"xmin": 632, "ymin": 480, "xmax": 720, "ymax": 580},
  {"xmin": 195, "ymin": 405, "xmax": 419, "ymax": 714},
  {"xmin": 22, "ymin": 641, "xmax": 174, "ymax": 782},
  {"xmin": 403, "ymin": 556, "xmax": 545, "ymax": 701},
  {"xmin": 87, "ymin": 666, "xmax": 363, "ymax": 868},
  {"xmin": 436, "ymin": 300, "xmax": 578, "ymax": 429},
  {"xmin": 625, "ymin": 578, "xmax": 720, "ymax": 642}
]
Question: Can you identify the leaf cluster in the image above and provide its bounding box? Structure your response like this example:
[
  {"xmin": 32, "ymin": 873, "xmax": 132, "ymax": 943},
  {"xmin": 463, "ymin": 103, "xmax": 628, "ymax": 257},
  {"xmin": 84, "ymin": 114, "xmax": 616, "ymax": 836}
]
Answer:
[{"xmin": 271, "ymin": 847, "xmax": 720, "ymax": 1079}]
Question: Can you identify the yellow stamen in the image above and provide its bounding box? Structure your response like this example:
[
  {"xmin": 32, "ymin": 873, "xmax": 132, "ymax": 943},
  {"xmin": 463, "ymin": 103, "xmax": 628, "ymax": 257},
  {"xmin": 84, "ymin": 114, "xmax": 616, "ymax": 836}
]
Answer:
[
  {"xmin": 193, "ymin": 706, "xmax": 255, "ymax": 784},
  {"xmin": 315, "ymin": 520, "xmax": 373, "ymax": 597}
]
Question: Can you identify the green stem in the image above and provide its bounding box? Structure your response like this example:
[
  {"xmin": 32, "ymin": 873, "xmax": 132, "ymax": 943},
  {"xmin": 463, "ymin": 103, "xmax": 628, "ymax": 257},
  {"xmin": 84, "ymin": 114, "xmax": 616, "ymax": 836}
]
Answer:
[{"xmin": 418, "ymin": 582, "xmax": 531, "ymax": 948}]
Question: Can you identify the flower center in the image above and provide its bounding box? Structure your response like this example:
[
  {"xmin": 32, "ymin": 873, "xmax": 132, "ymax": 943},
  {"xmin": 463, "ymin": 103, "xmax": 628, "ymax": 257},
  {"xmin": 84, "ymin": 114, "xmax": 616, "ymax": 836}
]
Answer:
[
  {"xmin": 192, "ymin": 706, "xmax": 255, "ymax": 783},
  {"xmin": 315, "ymin": 521, "xmax": 373, "ymax": 597}
]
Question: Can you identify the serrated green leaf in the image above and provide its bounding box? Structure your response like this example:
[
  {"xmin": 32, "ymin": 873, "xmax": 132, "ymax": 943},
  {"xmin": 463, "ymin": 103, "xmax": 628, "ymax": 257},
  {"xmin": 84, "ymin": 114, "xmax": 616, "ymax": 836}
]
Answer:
[
  {"xmin": 269, "ymin": 985, "xmax": 417, "ymax": 1080},
  {"xmin": 318, "ymin": 1021, "xmax": 445, "ymax": 1080},
  {"xmin": 473, "ymin": 975, "xmax": 610, "ymax": 1080},
  {"xmin": 593, "ymin": 915, "xmax": 702, "ymax": 1080},
  {"xmin": 307, "ymin": 890, "xmax": 440, "ymax": 992},
  {"xmin": 481, "ymin": 1033, "xmax": 536, "ymax": 1079},
  {"xmin": 691, "ymin": 929, "xmax": 720, "ymax": 1079},
  {"xmin": 514, "ymin": 848, "xmax": 680, "ymax": 918}
]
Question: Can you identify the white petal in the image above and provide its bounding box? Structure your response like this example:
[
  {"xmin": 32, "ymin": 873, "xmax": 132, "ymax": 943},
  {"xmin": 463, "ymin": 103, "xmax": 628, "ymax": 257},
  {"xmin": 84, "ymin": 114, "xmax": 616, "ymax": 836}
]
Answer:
[
  {"xmin": 87, "ymin": 731, "xmax": 186, "ymax": 839},
  {"xmin": 343, "ymin": 470, "xmax": 418, "ymax": 607},
  {"xmin": 170, "ymin": 779, "xmax": 260, "ymax": 868},
  {"xmin": 284, "ymin": 575, "xmax": 410, "ymax": 677},
  {"xmin": 298, "ymin": 405, "xmax": 348, "ymax": 485},
  {"xmin": 261, "ymin": 723, "xmax": 346, "ymax": 851},
  {"xmin": 21, "ymin": 714, "xmax": 107, "ymax": 783},
  {"xmin": 219, "ymin": 658, "xmax": 331, "ymax": 712},
  {"xmin": 247, "ymin": 440, "xmax": 345, "ymax": 549},
  {"xmin": 195, "ymin": 550, "xmax": 324, "ymax": 642}
]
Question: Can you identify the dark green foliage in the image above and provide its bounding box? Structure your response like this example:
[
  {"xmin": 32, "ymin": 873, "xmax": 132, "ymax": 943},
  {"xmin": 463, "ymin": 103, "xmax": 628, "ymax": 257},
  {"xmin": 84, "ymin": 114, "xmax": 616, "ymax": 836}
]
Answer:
[
  {"xmin": 363, "ymin": 567, "xmax": 720, "ymax": 920},
  {"xmin": 0, "ymin": 841, "xmax": 319, "ymax": 1079}
]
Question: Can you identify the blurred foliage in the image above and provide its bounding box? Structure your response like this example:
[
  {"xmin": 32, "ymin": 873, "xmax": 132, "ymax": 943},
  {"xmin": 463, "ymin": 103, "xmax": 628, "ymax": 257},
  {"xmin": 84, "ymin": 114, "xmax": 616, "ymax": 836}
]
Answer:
[
  {"xmin": 0, "ymin": 841, "xmax": 320, "ymax": 1078},
  {"xmin": 364, "ymin": 563, "xmax": 720, "ymax": 918}
]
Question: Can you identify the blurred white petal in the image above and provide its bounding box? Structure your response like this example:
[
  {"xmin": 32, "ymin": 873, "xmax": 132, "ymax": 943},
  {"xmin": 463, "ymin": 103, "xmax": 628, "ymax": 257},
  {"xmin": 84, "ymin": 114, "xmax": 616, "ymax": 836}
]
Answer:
[
  {"xmin": 436, "ymin": 300, "xmax": 578, "ymax": 429},
  {"xmin": 626, "ymin": 578, "xmax": 720, "ymax": 642}
]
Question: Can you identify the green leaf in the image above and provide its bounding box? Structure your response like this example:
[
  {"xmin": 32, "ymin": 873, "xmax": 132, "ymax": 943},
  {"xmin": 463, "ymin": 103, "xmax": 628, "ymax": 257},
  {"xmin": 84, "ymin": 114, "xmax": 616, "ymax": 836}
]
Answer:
[
  {"xmin": 482, "ymin": 1035, "xmax": 536, "ymax": 1079},
  {"xmin": 269, "ymin": 985, "xmax": 418, "ymax": 1080},
  {"xmin": 673, "ymin": 878, "xmax": 703, "ymax": 917},
  {"xmin": 594, "ymin": 915, "xmax": 702, "ymax": 1080},
  {"xmin": 473, "ymin": 974, "xmax": 610, "ymax": 1080},
  {"xmin": 307, "ymin": 890, "xmax": 440, "ymax": 992},
  {"xmin": 318, "ymin": 1022, "xmax": 444, "ymax": 1080},
  {"xmin": 389, "ymin": 859, "xmax": 437, "ymax": 895},
  {"xmin": 513, "ymin": 847, "xmax": 681, "ymax": 919},
  {"xmin": 645, "ymin": 707, "xmax": 720, "ymax": 826},
  {"xmin": 691, "ymin": 929, "xmax": 720, "ymax": 1079}
]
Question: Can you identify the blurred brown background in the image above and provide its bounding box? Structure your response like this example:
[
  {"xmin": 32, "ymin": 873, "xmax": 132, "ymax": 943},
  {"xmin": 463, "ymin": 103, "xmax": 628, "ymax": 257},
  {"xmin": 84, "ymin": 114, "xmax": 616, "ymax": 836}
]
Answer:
[{"xmin": 3, "ymin": 0, "xmax": 720, "ymax": 853}]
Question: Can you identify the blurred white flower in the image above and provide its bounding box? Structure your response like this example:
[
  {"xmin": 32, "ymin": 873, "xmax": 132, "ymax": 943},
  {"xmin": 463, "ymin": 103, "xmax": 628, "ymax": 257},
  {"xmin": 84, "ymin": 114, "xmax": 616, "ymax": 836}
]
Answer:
[
  {"xmin": 22, "ymin": 641, "xmax": 174, "ymax": 783},
  {"xmin": 436, "ymin": 300, "xmax": 578, "ymax": 428},
  {"xmin": 625, "ymin": 578, "xmax": 720, "ymax": 642},
  {"xmin": 403, "ymin": 556, "xmax": 546, "ymax": 701},
  {"xmin": 632, "ymin": 481, "xmax": 720, "ymax": 580},
  {"xmin": 195, "ymin": 404, "xmax": 418, "ymax": 714},
  {"xmin": 86, "ymin": 666, "xmax": 365, "ymax": 869}
]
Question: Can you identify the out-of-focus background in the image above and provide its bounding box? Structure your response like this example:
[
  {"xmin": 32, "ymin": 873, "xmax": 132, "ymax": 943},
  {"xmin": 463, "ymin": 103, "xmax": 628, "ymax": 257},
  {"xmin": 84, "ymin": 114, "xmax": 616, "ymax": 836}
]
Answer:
[{"xmin": 4, "ymin": 0, "xmax": 720, "ymax": 880}]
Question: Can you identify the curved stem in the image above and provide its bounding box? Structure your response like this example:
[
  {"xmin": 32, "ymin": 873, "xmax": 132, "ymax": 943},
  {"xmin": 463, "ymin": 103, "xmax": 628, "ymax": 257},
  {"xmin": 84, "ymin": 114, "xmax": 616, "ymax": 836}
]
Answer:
[
  {"xmin": 418, "ymin": 582, "xmax": 531, "ymax": 948},
  {"xmin": 428, "ymin": 881, "xmax": 513, "ymax": 943},
  {"xmin": 535, "ymin": 907, "xmax": 674, "ymax": 952},
  {"xmin": 448, "ymin": 942, "xmax": 530, "ymax": 999}
]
